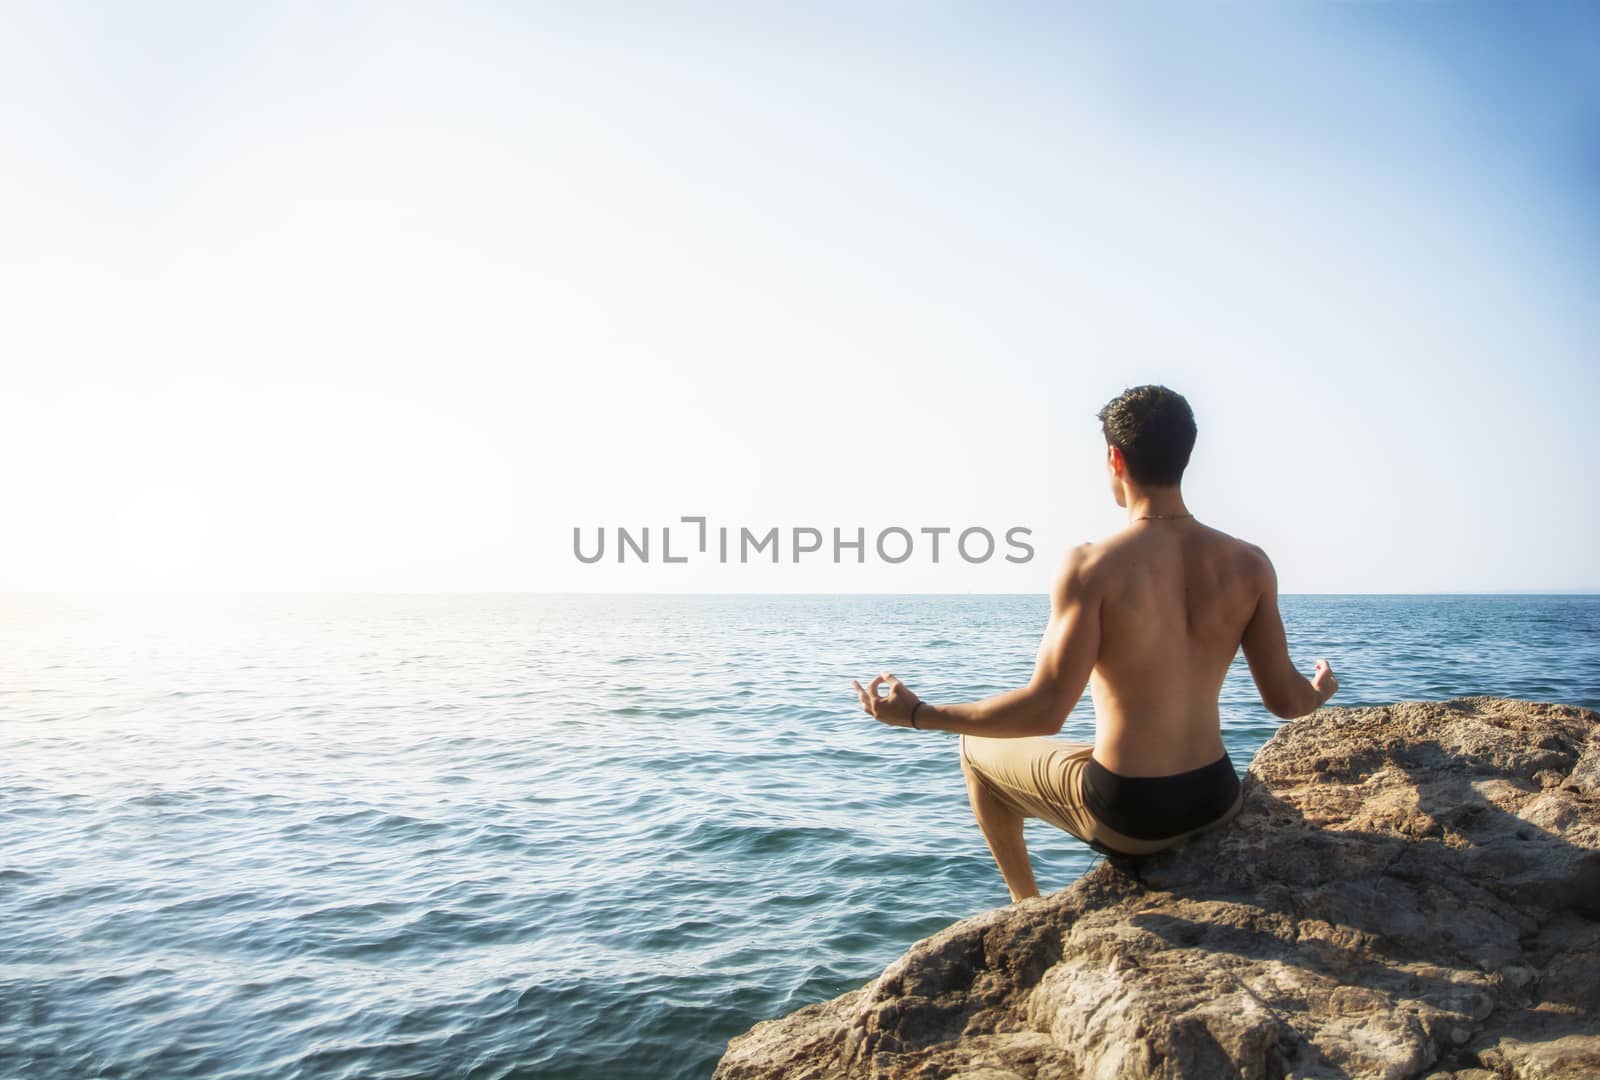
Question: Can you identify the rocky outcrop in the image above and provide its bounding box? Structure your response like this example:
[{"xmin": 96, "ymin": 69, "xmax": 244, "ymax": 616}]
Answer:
[{"xmin": 713, "ymin": 697, "xmax": 1600, "ymax": 1079}]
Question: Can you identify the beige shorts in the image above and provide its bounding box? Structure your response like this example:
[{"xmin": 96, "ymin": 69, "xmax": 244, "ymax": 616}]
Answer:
[{"xmin": 959, "ymin": 733, "xmax": 1245, "ymax": 857}]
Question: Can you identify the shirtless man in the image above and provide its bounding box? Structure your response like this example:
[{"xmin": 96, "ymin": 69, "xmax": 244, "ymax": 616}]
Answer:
[{"xmin": 852, "ymin": 384, "xmax": 1338, "ymax": 903}]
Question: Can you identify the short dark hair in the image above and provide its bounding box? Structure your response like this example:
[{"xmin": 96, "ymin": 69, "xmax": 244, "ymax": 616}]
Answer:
[{"xmin": 1096, "ymin": 384, "xmax": 1197, "ymax": 487}]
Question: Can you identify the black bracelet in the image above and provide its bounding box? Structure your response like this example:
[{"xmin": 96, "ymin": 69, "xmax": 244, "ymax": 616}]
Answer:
[{"xmin": 910, "ymin": 701, "xmax": 924, "ymax": 730}]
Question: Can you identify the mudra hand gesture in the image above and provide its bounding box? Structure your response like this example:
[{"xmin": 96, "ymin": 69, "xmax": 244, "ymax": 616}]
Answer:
[{"xmin": 852, "ymin": 672, "xmax": 924, "ymax": 729}]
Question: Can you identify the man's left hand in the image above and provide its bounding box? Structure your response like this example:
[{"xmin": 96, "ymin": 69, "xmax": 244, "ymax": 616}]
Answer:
[{"xmin": 852, "ymin": 672, "xmax": 923, "ymax": 728}]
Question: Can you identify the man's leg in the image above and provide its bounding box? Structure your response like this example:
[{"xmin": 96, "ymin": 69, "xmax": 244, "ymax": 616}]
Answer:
[{"xmin": 961, "ymin": 746, "xmax": 1041, "ymax": 902}]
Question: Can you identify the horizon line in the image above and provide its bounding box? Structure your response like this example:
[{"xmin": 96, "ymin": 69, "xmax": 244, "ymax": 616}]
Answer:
[{"xmin": 3, "ymin": 589, "xmax": 1598, "ymax": 598}]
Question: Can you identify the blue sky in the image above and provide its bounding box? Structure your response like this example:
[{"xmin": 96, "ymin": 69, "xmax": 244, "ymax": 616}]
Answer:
[{"xmin": 1, "ymin": 2, "xmax": 1595, "ymax": 592}]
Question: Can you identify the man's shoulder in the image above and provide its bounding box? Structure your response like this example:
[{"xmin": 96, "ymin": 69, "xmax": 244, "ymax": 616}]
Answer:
[
  {"xmin": 1197, "ymin": 523, "xmax": 1272, "ymax": 574},
  {"xmin": 1050, "ymin": 541, "xmax": 1106, "ymax": 601},
  {"xmin": 1055, "ymin": 539, "xmax": 1100, "ymax": 575},
  {"xmin": 1207, "ymin": 535, "xmax": 1274, "ymax": 601},
  {"xmin": 1230, "ymin": 536, "xmax": 1273, "ymax": 577}
]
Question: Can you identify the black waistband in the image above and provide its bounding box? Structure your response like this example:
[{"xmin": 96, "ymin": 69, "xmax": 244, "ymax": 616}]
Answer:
[{"xmin": 1082, "ymin": 752, "xmax": 1241, "ymax": 841}]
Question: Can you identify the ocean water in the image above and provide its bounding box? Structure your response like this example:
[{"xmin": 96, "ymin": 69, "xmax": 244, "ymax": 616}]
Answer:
[{"xmin": 2, "ymin": 593, "xmax": 1597, "ymax": 1079}]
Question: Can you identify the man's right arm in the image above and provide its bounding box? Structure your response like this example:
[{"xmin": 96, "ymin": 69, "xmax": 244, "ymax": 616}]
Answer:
[{"xmin": 1239, "ymin": 546, "xmax": 1336, "ymax": 719}]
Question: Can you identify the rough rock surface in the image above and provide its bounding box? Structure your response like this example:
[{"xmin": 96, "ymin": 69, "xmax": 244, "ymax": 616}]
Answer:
[{"xmin": 713, "ymin": 697, "xmax": 1600, "ymax": 1079}]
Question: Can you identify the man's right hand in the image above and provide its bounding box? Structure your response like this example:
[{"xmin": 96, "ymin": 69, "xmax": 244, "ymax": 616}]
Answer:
[{"xmin": 1311, "ymin": 659, "xmax": 1338, "ymax": 706}]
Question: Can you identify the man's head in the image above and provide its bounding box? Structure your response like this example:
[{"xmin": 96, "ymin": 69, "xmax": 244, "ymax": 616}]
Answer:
[{"xmin": 1097, "ymin": 385, "xmax": 1196, "ymax": 500}]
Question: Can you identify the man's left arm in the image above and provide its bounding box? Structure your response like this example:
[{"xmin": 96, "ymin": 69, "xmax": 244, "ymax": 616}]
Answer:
[{"xmin": 854, "ymin": 545, "xmax": 1102, "ymax": 737}]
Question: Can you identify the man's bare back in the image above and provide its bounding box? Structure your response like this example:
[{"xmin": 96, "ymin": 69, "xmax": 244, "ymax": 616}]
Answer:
[{"xmin": 1075, "ymin": 517, "xmax": 1267, "ymax": 775}]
